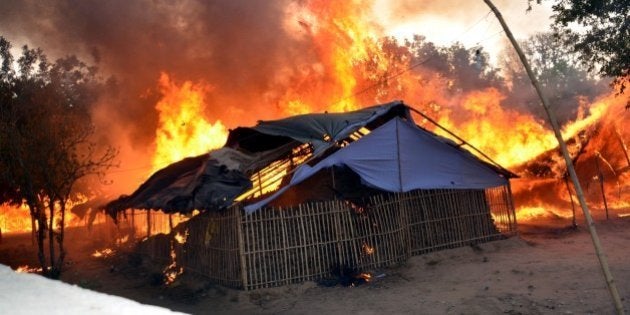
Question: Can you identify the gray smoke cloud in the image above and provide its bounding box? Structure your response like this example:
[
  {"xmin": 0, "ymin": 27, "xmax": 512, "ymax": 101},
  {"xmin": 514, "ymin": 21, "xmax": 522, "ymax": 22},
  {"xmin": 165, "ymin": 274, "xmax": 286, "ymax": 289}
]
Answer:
[{"xmin": 0, "ymin": 0, "xmax": 310, "ymax": 145}]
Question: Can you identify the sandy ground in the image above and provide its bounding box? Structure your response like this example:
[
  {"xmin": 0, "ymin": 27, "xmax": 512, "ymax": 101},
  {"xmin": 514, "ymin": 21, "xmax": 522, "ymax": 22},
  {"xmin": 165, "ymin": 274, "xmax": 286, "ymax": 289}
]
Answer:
[{"xmin": 1, "ymin": 217, "xmax": 629, "ymax": 314}]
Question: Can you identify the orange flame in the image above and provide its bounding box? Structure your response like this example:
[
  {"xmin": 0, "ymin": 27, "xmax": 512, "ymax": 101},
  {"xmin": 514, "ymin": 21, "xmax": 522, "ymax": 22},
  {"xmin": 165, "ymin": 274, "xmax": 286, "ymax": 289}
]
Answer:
[
  {"xmin": 131, "ymin": 1, "xmax": 627, "ymax": 229},
  {"xmin": 277, "ymin": 0, "xmax": 387, "ymax": 115},
  {"xmin": 0, "ymin": 196, "xmax": 88, "ymax": 234},
  {"xmin": 152, "ymin": 73, "xmax": 228, "ymax": 172}
]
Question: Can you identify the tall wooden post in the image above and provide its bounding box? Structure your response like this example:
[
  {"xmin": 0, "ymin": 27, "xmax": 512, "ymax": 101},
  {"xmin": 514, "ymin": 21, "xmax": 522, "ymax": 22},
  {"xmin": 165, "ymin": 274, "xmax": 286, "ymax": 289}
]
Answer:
[
  {"xmin": 131, "ymin": 208, "xmax": 136, "ymax": 239},
  {"xmin": 563, "ymin": 176, "xmax": 577, "ymax": 227},
  {"xmin": 614, "ymin": 127, "xmax": 630, "ymax": 167},
  {"xmin": 594, "ymin": 154, "xmax": 609, "ymax": 220},
  {"xmin": 146, "ymin": 209, "xmax": 151, "ymax": 238},
  {"xmin": 483, "ymin": 1, "xmax": 624, "ymax": 313}
]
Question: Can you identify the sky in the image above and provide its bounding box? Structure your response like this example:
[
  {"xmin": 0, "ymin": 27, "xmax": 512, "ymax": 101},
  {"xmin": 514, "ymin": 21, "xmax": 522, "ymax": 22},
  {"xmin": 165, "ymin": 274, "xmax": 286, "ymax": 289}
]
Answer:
[
  {"xmin": 0, "ymin": 0, "xmax": 554, "ymax": 67},
  {"xmin": 373, "ymin": 0, "xmax": 555, "ymax": 63}
]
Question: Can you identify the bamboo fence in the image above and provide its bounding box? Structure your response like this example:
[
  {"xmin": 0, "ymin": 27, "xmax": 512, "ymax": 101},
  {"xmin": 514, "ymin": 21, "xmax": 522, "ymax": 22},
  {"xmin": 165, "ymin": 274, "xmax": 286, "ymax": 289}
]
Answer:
[{"xmin": 132, "ymin": 185, "xmax": 516, "ymax": 290}]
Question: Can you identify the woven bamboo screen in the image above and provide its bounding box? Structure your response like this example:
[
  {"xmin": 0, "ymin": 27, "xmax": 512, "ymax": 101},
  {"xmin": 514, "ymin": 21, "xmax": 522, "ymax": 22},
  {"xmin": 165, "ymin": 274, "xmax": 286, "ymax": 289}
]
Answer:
[
  {"xmin": 132, "ymin": 185, "xmax": 516, "ymax": 290},
  {"xmin": 238, "ymin": 185, "xmax": 516, "ymax": 290}
]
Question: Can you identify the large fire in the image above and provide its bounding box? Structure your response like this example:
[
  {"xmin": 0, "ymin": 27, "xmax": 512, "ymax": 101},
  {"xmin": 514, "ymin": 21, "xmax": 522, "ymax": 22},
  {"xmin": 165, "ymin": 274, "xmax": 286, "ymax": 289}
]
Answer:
[
  {"xmin": 152, "ymin": 73, "xmax": 228, "ymax": 172},
  {"xmin": 138, "ymin": 1, "xmax": 629, "ymax": 226},
  {"xmin": 0, "ymin": 197, "xmax": 88, "ymax": 234},
  {"xmin": 2, "ymin": 1, "xmax": 628, "ymax": 236}
]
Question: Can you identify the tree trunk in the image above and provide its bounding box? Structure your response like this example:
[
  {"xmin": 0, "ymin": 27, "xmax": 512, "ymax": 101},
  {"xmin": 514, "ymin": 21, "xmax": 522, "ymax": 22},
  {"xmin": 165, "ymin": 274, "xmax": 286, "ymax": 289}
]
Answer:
[
  {"xmin": 56, "ymin": 199, "xmax": 66, "ymax": 270},
  {"xmin": 34, "ymin": 202, "xmax": 47, "ymax": 274},
  {"xmin": 31, "ymin": 217, "xmax": 36, "ymax": 246},
  {"xmin": 48, "ymin": 200, "xmax": 56, "ymax": 276}
]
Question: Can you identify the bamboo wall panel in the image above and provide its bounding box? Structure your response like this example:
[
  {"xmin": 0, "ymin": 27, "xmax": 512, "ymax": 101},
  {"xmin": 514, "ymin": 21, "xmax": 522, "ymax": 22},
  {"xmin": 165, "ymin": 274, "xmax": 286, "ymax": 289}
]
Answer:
[{"xmin": 134, "ymin": 185, "xmax": 517, "ymax": 290}]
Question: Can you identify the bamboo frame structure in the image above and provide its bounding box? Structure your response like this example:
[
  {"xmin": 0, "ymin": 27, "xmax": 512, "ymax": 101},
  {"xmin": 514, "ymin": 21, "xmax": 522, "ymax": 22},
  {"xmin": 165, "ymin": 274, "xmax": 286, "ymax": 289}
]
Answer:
[{"xmin": 132, "ymin": 185, "xmax": 516, "ymax": 290}]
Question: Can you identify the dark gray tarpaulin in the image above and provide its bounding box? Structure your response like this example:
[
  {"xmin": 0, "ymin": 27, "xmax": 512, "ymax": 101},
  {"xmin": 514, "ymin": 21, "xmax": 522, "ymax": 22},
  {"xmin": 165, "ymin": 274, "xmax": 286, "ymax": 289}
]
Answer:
[
  {"xmin": 105, "ymin": 152, "xmax": 252, "ymax": 215},
  {"xmin": 251, "ymin": 101, "xmax": 412, "ymax": 154}
]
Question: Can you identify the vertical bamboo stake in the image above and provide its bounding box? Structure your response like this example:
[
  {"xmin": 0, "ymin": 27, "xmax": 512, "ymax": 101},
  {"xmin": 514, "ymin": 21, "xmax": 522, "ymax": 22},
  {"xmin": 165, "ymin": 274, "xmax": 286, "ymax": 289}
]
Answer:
[
  {"xmin": 146, "ymin": 209, "xmax": 151, "ymax": 238},
  {"xmin": 614, "ymin": 127, "xmax": 630, "ymax": 167},
  {"xmin": 595, "ymin": 154, "xmax": 610, "ymax": 220},
  {"xmin": 236, "ymin": 207, "xmax": 248, "ymax": 290},
  {"xmin": 505, "ymin": 183, "xmax": 517, "ymax": 234},
  {"xmin": 483, "ymin": 1, "xmax": 623, "ymax": 312},
  {"xmin": 279, "ymin": 208, "xmax": 290, "ymax": 285},
  {"xmin": 564, "ymin": 176, "xmax": 577, "ymax": 227}
]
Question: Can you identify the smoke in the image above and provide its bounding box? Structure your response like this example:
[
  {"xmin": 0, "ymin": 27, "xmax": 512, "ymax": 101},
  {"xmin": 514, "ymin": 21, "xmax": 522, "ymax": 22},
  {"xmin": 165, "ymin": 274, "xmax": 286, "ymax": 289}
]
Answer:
[
  {"xmin": 0, "ymin": 0, "xmax": 322, "ymax": 195},
  {"xmin": 0, "ymin": 0, "xmax": 614, "ymax": 196},
  {"xmin": 0, "ymin": 0, "xmax": 307, "ymax": 142}
]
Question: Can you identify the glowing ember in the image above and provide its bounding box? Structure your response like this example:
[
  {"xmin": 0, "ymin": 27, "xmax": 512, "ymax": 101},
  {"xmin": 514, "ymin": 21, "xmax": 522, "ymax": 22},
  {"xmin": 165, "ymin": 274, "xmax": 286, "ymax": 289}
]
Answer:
[
  {"xmin": 152, "ymin": 73, "xmax": 228, "ymax": 172},
  {"xmin": 116, "ymin": 235, "xmax": 129, "ymax": 245},
  {"xmin": 15, "ymin": 265, "xmax": 43, "ymax": 273},
  {"xmin": 91, "ymin": 248, "xmax": 115, "ymax": 258},
  {"xmin": 163, "ymin": 242, "xmax": 183, "ymax": 285},
  {"xmin": 174, "ymin": 230, "xmax": 188, "ymax": 244},
  {"xmin": 515, "ymin": 206, "xmax": 573, "ymax": 222},
  {"xmin": 358, "ymin": 272, "xmax": 372, "ymax": 282},
  {"xmin": 362, "ymin": 243, "xmax": 375, "ymax": 255}
]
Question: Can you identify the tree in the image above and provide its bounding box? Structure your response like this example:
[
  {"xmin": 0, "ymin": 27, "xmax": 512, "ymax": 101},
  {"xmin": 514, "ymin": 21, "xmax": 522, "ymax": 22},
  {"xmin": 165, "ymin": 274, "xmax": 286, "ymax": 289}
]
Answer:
[
  {"xmin": 0, "ymin": 36, "xmax": 117, "ymax": 278},
  {"xmin": 540, "ymin": 0, "xmax": 629, "ymax": 92},
  {"xmin": 500, "ymin": 32, "xmax": 609, "ymax": 124}
]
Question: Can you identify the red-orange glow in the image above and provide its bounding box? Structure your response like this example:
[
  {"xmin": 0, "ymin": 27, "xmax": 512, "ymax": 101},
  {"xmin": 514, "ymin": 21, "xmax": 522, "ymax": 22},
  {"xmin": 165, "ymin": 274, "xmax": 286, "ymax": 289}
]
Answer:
[{"xmin": 91, "ymin": 248, "xmax": 115, "ymax": 258}]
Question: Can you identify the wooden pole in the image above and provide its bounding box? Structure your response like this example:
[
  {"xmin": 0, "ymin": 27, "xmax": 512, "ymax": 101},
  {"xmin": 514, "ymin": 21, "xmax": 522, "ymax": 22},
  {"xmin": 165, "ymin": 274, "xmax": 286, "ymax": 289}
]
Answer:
[
  {"xmin": 614, "ymin": 127, "xmax": 630, "ymax": 167},
  {"xmin": 483, "ymin": 1, "xmax": 624, "ymax": 313},
  {"xmin": 595, "ymin": 154, "xmax": 610, "ymax": 220},
  {"xmin": 146, "ymin": 209, "xmax": 151, "ymax": 238},
  {"xmin": 563, "ymin": 175, "xmax": 577, "ymax": 228},
  {"xmin": 131, "ymin": 209, "xmax": 136, "ymax": 239}
]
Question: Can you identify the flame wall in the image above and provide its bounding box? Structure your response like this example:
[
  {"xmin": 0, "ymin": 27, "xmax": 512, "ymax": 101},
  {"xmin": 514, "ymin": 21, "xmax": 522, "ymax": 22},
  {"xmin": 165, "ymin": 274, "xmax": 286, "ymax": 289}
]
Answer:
[{"xmin": 0, "ymin": 0, "xmax": 628, "ymax": 228}]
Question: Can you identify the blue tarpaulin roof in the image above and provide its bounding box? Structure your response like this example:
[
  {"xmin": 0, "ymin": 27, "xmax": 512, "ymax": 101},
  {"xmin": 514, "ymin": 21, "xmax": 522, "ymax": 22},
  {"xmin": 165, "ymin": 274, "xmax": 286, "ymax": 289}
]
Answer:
[{"xmin": 245, "ymin": 117, "xmax": 508, "ymax": 213}]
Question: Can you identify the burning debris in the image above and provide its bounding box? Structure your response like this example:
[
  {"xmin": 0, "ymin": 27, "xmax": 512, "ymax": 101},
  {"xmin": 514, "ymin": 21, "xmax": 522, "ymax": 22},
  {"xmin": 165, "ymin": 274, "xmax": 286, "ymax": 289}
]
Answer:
[
  {"xmin": 318, "ymin": 264, "xmax": 374, "ymax": 287},
  {"xmin": 15, "ymin": 265, "xmax": 43, "ymax": 274},
  {"xmin": 362, "ymin": 243, "xmax": 375, "ymax": 256},
  {"xmin": 509, "ymin": 93, "xmax": 630, "ymax": 224},
  {"xmin": 163, "ymin": 243, "xmax": 184, "ymax": 285},
  {"xmin": 91, "ymin": 248, "xmax": 115, "ymax": 259}
]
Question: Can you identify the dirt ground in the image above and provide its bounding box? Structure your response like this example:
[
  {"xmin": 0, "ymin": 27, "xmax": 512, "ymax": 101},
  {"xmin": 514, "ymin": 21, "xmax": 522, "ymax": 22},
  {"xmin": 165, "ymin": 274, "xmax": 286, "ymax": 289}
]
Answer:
[{"xmin": 1, "ymin": 216, "xmax": 629, "ymax": 314}]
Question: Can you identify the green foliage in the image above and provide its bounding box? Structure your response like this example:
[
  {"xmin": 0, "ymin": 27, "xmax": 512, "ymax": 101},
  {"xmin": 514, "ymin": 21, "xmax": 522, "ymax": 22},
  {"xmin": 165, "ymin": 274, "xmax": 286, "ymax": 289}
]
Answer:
[
  {"xmin": 0, "ymin": 36, "xmax": 118, "ymax": 276},
  {"xmin": 500, "ymin": 32, "xmax": 608, "ymax": 123},
  {"xmin": 548, "ymin": 0, "xmax": 629, "ymax": 92}
]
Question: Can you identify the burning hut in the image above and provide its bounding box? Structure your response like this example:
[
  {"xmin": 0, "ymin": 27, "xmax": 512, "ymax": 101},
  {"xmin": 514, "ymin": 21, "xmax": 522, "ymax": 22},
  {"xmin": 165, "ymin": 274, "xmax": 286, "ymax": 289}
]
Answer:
[{"xmin": 106, "ymin": 101, "xmax": 517, "ymax": 290}]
